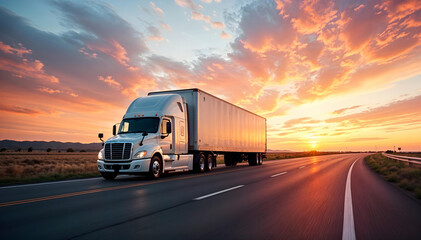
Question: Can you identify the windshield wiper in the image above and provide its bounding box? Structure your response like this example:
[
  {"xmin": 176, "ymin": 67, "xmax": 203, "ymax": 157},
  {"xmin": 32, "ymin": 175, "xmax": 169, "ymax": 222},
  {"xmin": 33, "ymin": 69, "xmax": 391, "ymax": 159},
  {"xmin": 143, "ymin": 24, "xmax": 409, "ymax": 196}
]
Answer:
[{"xmin": 139, "ymin": 132, "xmax": 148, "ymax": 146}]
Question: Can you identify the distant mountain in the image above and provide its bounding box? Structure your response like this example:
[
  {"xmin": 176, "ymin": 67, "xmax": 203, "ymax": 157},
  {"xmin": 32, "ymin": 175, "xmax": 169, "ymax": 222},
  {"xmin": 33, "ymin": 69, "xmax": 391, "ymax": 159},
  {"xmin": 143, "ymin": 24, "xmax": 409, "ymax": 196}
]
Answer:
[{"xmin": 0, "ymin": 140, "xmax": 102, "ymax": 151}]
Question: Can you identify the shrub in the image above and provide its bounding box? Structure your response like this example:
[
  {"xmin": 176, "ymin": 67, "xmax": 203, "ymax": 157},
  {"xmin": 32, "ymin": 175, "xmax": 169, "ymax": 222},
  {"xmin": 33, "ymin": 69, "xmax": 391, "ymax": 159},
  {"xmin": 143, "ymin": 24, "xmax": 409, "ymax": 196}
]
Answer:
[
  {"xmin": 388, "ymin": 166, "xmax": 399, "ymax": 172},
  {"xmin": 400, "ymin": 168, "xmax": 421, "ymax": 180},
  {"xmin": 46, "ymin": 148, "xmax": 52, "ymax": 152},
  {"xmin": 80, "ymin": 150, "xmax": 87, "ymax": 152},
  {"xmin": 66, "ymin": 148, "xmax": 74, "ymax": 152},
  {"xmin": 398, "ymin": 179, "xmax": 415, "ymax": 191},
  {"xmin": 0, "ymin": 148, "xmax": 6, "ymax": 152},
  {"xmin": 386, "ymin": 173, "xmax": 398, "ymax": 182},
  {"xmin": 28, "ymin": 147, "xmax": 33, "ymax": 152},
  {"xmin": 415, "ymin": 188, "xmax": 421, "ymax": 199}
]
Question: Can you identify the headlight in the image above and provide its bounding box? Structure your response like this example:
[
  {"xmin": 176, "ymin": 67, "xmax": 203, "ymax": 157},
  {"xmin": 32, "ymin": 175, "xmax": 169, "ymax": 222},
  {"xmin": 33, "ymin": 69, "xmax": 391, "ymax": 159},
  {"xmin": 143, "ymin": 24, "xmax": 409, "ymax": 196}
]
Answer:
[
  {"xmin": 133, "ymin": 150, "xmax": 147, "ymax": 159},
  {"xmin": 98, "ymin": 150, "xmax": 104, "ymax": 160}
]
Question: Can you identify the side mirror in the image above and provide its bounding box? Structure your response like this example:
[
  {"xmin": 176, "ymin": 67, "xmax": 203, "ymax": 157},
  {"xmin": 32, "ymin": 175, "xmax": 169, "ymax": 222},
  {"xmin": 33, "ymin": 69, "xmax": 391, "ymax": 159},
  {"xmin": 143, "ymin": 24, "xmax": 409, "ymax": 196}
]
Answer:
[
  {"xmin": 166, "ymin": 121, "xmax": 172, "ymax": 134},
  {"xmin": 98, "ymin": 133, "xmax": 104, "ymax": 146},
  {"xmin": 112, "ymin": 125, "xmax": 116, "ymax": 136}
]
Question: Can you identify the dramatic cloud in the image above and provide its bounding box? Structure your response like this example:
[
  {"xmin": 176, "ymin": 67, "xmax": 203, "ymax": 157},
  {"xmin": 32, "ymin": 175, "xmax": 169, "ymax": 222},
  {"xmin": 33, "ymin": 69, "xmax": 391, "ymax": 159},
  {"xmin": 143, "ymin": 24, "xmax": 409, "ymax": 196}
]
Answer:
[
  {"xmin": 0, "ymin": 41, "xmax": 59, "ymax": 83},
  {"xmin": 0, "ymin": 0, "xmax": 420, "ymax": 150}
]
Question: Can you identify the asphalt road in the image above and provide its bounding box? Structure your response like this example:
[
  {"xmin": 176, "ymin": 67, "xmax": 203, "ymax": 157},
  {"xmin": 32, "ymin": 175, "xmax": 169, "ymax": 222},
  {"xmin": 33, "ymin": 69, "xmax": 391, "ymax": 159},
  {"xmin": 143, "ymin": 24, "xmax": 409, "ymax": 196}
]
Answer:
[{"xmin": 1, "ymin": 153, "xmax": 420, "ymax": 240}]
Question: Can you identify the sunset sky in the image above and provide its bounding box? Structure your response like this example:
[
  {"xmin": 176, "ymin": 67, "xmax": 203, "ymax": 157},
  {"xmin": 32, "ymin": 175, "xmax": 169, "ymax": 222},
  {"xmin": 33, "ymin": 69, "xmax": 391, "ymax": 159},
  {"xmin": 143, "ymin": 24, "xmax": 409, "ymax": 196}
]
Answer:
[{"xmin": 0, "ymin": 0, "xmax": 420, "ymax": 151}]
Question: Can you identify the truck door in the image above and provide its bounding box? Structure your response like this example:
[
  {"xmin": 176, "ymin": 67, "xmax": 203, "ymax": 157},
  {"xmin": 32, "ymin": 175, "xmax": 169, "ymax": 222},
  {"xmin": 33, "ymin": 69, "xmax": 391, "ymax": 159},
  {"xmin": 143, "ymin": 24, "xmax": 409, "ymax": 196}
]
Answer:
[{"xmin": 160, "ymin": 118, "xmax": 174, "ymax": 155}]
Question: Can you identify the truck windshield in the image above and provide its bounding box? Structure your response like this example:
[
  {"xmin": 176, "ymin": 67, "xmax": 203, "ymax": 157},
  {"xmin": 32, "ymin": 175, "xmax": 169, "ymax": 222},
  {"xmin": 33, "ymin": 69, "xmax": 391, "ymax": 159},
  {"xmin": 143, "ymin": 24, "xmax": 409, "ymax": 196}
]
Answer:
[{"xmin": 118, "ymin": 117, "xmax": 159, "ymax": 134}]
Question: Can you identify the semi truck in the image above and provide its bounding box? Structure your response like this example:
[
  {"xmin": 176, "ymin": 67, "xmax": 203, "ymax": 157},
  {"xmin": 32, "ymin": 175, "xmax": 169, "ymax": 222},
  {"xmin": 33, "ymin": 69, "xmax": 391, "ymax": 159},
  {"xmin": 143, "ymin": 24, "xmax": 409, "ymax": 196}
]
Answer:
[{"xmin": 97, "ymin": 89, "xmax": 266, "ymax": 180}]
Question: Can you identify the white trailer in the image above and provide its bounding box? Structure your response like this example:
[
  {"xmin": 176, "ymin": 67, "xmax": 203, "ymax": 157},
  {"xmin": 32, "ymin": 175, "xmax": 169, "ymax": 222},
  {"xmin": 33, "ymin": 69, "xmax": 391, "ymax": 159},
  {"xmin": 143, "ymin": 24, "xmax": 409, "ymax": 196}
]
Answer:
[{"xmin": 97, "ymin": 89, "xmax": 266, "ymax": 179}]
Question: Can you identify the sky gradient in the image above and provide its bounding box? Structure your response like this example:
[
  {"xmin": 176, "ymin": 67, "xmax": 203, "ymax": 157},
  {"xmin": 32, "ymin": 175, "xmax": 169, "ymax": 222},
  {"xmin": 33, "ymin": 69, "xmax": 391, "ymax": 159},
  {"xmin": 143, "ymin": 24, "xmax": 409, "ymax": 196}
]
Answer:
[{"xmin": 0, "ymin": 0, "xmax": 420, "ymax": 151}]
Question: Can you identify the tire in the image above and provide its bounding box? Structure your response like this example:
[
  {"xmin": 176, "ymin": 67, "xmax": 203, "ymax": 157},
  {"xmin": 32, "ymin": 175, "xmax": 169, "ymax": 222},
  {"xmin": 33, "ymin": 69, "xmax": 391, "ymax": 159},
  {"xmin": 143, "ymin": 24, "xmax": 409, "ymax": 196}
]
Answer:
[
  {"xmin": 194, "ymin": 153, "xmax": 205, "ymax": 173},
  {"xmin": 205, "ymin": 153, "xmax": 214, "ymax": 172},
  {"xmin": 147, "ymin": 155, "xmax": 162, "ymax": 179},
  {"xmin": 101, "ymin": 172, "xmax": 117, "ymax": 180},
  {"xmin": 248, "ymin": 153, "xmax": 258, "ymax": 166},
  {"xmin": 224, "ymin": 153, "xmax": 237, "ymax": 166}
]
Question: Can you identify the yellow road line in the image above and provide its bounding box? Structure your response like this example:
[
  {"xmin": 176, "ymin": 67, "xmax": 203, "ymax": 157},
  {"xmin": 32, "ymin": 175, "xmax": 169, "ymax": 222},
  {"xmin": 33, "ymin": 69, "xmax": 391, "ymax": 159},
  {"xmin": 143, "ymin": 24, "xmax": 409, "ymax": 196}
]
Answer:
[{"xmin": 0, "ymin": 168, "xmax": 246, "ymax": 208}]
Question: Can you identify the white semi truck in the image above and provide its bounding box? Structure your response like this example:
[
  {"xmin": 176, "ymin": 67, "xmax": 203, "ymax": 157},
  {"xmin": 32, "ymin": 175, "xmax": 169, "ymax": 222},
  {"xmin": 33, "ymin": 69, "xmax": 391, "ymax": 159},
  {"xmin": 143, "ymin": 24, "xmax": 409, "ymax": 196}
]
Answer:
[{"xmin": 97, "ymin": 89, "xmax": 266, "ymax": 179}]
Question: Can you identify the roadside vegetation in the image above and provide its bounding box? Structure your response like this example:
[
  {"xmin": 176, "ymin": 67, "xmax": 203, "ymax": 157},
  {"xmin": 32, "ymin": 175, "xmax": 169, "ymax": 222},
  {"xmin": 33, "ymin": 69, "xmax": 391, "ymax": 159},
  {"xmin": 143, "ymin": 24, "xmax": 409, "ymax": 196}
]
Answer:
[
  {"xmin": 0, "ymin": 152, "xmax": 99, "ymax": 185},
  {"xmin": 365, "ymin": 153, "xmax": 421, "ymax": 199}
]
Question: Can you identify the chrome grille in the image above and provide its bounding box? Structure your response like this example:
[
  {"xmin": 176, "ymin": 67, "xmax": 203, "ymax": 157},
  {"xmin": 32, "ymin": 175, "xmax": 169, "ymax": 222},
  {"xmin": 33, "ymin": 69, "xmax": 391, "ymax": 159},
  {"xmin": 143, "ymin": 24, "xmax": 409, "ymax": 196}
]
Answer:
[{"xmin": 104, "ymin": 143, "xmax": 132, "ymax": 160}]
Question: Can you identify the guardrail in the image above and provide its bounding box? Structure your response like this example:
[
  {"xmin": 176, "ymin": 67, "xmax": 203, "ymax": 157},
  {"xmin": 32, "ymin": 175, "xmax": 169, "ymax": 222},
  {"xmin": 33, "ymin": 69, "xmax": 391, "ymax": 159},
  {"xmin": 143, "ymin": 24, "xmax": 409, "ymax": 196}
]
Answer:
[{"xmin": 382, "ymin": 153, "xmax": 421, "ymax": 165}]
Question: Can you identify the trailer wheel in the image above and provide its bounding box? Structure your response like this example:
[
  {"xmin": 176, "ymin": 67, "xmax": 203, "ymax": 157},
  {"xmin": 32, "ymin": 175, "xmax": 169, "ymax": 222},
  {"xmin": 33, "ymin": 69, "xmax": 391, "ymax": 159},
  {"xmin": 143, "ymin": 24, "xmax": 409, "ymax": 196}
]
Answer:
[
  {"xmin": 101, "ymin": 172, "xmax": 117, "ymax": 180},
  {"xmin": 224, "ymin": 153, "xmax": 236, "ymax": 166},
  {"xmin": 224, "ymin": 157, "xmax": 231, "ymax": 166},
  {"xmin": 205, "ymin": 153, "xmax": 214, "ymax": 172},
  {"xmin": 248, "ymin": 153, "xmax": 258, "ymax": 166},
  {"xmin": 147, "ymin": 155, "xmax": 162, "ymax": 179},
  {"xmin": 194, "ymin": 153, "xmax": 205, "ymax": 173}
]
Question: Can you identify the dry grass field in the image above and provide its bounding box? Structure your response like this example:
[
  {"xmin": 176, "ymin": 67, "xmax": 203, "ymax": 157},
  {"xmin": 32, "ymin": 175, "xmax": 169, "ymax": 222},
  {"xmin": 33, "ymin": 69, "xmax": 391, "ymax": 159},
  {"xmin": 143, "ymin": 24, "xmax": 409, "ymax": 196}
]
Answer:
[{"xmin": 0, "ymin": 152, "xmax": 99, "ymax": 185}]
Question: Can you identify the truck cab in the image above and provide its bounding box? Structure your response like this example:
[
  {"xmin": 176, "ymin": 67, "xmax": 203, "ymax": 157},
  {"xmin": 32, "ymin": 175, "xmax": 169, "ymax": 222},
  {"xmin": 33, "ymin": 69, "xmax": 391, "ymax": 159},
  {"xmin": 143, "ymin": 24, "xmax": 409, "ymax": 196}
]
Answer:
[{"xmin": 97, "ymin": 94, "xmax": 192, "ymax": 179}]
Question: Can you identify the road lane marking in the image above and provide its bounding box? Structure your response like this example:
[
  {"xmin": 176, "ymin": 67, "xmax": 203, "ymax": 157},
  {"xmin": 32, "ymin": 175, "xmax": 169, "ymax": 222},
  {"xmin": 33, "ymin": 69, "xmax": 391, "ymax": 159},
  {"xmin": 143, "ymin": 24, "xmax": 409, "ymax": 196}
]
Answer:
[
  {"xmin": 270, "ymin": 172, "xmax": 287, "ymax": 178},
  {"xmin": 299, "ymin": 166, "xmax": 306, "ymax": 169},
  {"xmin": 342, "ymin": 159, "xmax": 358, "ymax": 240},
  {"xmin": 0, "ymin": 177, "xmax": 103, "ymax": 189},
  {"xmin": 194, "ymin": 185, "xmax": 244, "ymax": 200}
]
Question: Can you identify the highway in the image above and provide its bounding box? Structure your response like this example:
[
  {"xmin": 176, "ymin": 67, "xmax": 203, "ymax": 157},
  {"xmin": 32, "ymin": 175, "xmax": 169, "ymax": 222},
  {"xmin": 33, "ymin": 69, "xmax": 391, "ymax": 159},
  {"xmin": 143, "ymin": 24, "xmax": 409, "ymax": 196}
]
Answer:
[{"xmin": 1, "ymin": 153, "xmax": 420, "ymax": 239}]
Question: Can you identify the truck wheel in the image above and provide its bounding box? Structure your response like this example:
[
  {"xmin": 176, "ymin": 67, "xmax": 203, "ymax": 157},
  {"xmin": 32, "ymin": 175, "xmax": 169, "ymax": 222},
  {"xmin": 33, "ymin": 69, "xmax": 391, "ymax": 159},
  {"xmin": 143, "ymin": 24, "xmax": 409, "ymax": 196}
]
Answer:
[
  {"xmin": 147, "ymin": 156, "xmax": 162, "ymax": 179},
  {"xmin": 224, "ymin": 154, "xmax": 233, "ymax": 166},
  {"xmin": 225, "ymin": 154, "xmax": 238, "ymax": 166},
  {"xmin": 224, "ymin": 157, "xmax": 232, "ymax": 166},
  {"xmin": 248, "ymin": 153, "xmax": 258, "ymax": 166},
  {"xmin": 101, "ymin": 172, "xmax": 117, "ymax": 180},
  {"xmin": 205, "ymin": 153, "xmax": 214, "ymax": 172},
  {"xmin": 194, "ymin": 153, "xmax": 205, "ymax": 173}
]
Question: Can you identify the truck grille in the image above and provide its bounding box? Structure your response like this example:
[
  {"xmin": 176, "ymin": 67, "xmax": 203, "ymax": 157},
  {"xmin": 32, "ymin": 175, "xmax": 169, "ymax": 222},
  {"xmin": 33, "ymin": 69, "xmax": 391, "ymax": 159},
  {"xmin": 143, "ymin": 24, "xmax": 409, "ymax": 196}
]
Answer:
[{"xmin": 104, "ymin": 143, "xmax": 132, "ymax": 160}]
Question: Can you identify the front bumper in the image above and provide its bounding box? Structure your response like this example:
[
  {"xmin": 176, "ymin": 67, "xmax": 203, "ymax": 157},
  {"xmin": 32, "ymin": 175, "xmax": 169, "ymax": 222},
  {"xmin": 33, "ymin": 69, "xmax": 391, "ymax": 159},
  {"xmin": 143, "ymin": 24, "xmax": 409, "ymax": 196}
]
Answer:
[{"xmin": 97, "ymin": 158, "xmax": 151, "ymax": 174}]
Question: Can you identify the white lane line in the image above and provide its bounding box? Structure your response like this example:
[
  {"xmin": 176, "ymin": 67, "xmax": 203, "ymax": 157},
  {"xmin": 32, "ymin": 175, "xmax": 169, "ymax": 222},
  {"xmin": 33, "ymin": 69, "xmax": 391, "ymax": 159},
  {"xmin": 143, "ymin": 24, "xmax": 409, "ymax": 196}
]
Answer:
[
  {"xmin": 194, "ymin": 185, "xmax": 244, "ymax": 201},
  {"xmin": 0, "ymin": 177, "xmax": 103, "ymax": 190},
  {"xmin": 270, "ymin": 172, "xmax": 287, "ymax": 178},
  {"xmin": 299, "ymin": 166, "xmax": 306, "ymax": 169},
  {"xmin": 342, "ymin": 159, "xmax": 358, "ymax": 240}
]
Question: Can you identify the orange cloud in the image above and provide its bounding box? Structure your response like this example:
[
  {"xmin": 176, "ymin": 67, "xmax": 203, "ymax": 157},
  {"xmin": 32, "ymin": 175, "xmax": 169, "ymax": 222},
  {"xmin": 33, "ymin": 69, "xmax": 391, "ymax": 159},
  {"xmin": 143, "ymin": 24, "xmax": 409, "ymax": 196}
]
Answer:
[
  {"xmin": 0, "ymin": 104, "xmax": 41, "ymax": 115},
  {"xmin": 0, "ymin": 41, "xmax": 59, "ymax": 83},
  {"xmin": 0, "ymin": 41, "xmax": 31, "ymax": 57},
  {"xmin": 220, "ymin": 31, "xmax": 231, "ymax": 39},
  {"xmin": 98, "ymin": 75, "xmax": 121, "ymax": 89}
]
